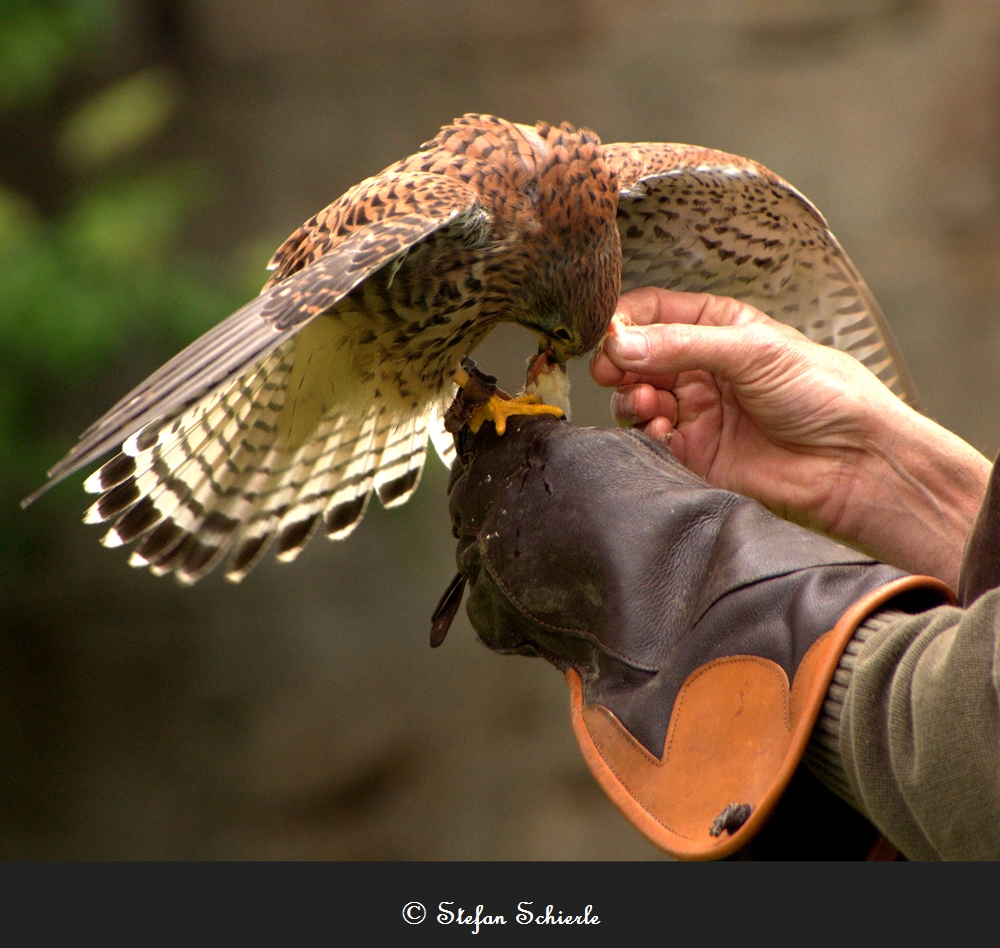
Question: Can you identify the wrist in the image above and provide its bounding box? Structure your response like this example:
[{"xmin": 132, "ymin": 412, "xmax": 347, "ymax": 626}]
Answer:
[{"xmin": 830, "ymin": 405, "xmax": 989, "ymax": 589}]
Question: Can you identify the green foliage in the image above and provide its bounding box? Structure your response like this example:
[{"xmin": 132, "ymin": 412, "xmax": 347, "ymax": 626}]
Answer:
[
  {"xmin": 0, "ymin": 169, "xmax": 227, "ymax": 376},
  {"xmin": 0, "ymin": 0, "xmax": 117, "ymax": 113},
  {"xmin": 0, "ymin": 1, "xmax": 254, "ymax": 514},
  {"xmin": 59, "ymin": 67, "xmax": 180, "ymax": 170}
]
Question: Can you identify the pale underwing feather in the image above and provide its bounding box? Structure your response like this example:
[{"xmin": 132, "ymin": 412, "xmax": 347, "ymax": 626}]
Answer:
[
  {"xmin": 608, "ymin": 142, "xmax": 919, "ymax": 406},
  {"xmin": 26, "ymin": 176, "xmax": 481, "ymax": 508},
  {"xmin": 28, "ymin": 177, "xmax": 483, "ymax": 583}
]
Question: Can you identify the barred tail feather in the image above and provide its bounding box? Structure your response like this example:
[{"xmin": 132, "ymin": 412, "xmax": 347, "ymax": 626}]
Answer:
[
  {"xmin": 428, "ymin": 396, "xmax": 457, "ymax": 468},
  {"xmin": 224, "ymin": 406, "xmax": 393, "ymax": 582},
  {"xmin": 374, "ymin": 412, "xmax": 429, "ymax": 508},
  {"xmin": 83, "ymin": 356, "xmax": 438, "ymax": 583},
  {"xmin": 131, "ymin": 357, "xmax": 296, "ymax": 582},
  {"xmin": 85, "ymin": 362, "xmax": 289, "ymax": 567}
]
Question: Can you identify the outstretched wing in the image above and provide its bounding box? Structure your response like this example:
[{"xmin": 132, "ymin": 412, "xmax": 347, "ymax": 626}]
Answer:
[
  {"xmin": 26, "ymin": 173, "xmax": 481, "ymax": 503},
  {"xmin": 25, "ymin": 173, "xmax": 481, "ymax": 584},
  {"xmin": 606, "ymin": 142, "xmax": 918, "ymax": 406}
]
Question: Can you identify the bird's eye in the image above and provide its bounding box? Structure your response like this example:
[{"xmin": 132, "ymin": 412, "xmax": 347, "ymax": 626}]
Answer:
[{"xmin": 552, "ymin": 327, "xmax": 572, "ymax": 343}]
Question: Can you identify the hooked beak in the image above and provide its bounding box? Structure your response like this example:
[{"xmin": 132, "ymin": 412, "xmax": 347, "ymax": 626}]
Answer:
[{"xmin": 539, "ymin": 337, "xmax": 570, "ymax": 364}]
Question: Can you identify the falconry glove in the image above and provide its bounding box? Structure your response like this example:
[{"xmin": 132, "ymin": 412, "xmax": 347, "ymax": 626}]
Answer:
[{"xmin": 444, "ymin": 415, "xmax": 951, "ymax": 859}]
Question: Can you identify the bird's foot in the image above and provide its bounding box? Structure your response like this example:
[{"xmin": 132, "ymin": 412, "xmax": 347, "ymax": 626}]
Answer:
[
  {"xmin": 468, "ymin": 393, "xmax": 564, "ymax": 435},
  {"xmin": 447, "ymin": 356, "xmax": 564, "ymax": 435}
]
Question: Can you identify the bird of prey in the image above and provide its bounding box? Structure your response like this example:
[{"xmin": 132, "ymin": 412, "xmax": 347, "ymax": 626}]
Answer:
[{"xmin": 25, "ymin": 113, "xmax": 915, "ymax": 585}]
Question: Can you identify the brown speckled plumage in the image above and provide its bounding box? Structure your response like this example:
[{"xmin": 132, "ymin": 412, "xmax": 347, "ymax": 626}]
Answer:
[{"xmin": 27, "ymin": 114, "xmax": 914, "ymax": 584}]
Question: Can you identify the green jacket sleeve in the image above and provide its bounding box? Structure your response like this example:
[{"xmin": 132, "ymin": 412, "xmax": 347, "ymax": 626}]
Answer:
[{"xmin": 808, "ymin": 595, "xmax": 1000, "ymax": 860}]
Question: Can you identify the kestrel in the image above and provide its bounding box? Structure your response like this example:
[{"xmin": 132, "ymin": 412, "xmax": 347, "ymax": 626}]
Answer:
[{"xmin": 26, "ymin": 113, "xmax": 915, "ymax": 584}]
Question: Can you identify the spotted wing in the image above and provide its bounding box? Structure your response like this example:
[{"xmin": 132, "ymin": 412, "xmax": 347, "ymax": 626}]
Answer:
[
  {"xmin": 25, "ymin": 174, "xmax": 481, "ymax": 584},
  {"xmin": 606, "ymin": 142, "xmax": 918, "ymax": 405},
  {"xmin": 27, "ymin": 173, "xmax": 481, "ymax": 503}
]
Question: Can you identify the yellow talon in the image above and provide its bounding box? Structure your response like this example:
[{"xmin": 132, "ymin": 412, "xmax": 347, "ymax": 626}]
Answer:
[{"xmin": 468, "ymin": 393, "xmax": 565, "ymax": 435}]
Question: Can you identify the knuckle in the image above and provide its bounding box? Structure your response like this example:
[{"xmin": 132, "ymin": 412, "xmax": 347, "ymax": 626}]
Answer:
[
  {"xmin": 697, "ymin": 292, "xmax": 763, "ymax": 328},
  {"xmin": 723, "ymin": 294, "xmax": 771, "ymax": 328},
  {"xmin": 663, "ymin": 321, "xmax": 695, "ymax": 353},
  {"xmin": 740, "ymin": 320, "xmax": 786, "ymax": 357}
]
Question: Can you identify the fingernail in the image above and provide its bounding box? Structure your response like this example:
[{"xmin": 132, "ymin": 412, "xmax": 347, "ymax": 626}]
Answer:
[
  {"xmin": 610, "ymin": 390, "xmax": 636, "ymax": 421},
  {"xmin": 610, "ymin": 327, "xmax": 648, "ymax": 361}
]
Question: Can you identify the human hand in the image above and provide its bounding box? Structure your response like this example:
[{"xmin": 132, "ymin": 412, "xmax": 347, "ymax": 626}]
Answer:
[{"xmin": 590, "ymin": 287, "xmax": 990, "ymax": 589}]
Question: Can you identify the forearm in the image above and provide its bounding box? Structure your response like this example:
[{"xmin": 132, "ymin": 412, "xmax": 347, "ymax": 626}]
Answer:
[
  {"xmin": 807, "ymin": 595, "xmax": 1000, "ymax": 860},
  {"xmin": 825, "ymin": 405, "xmax": 990, "ymax": 591}
]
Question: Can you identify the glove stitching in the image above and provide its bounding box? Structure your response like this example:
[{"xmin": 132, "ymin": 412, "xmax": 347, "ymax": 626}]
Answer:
[
  {"xmin": 585, "ymin": 703, "xmax": 696, "ymax": 842},
  {"xmin": 479, "ymin": 549, "xmax": 659, "ymax": 673}
]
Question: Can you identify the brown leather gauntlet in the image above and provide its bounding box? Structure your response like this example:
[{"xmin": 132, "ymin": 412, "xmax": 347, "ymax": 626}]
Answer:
[{"xmin": 443, "ymin": 415, "xmax": 952, "ymax": 859}]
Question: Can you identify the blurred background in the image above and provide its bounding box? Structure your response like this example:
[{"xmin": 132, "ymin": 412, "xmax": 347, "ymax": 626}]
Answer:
[{"xmin": 2, "ymin": 0, "xmax": 1000, "ymax": 859}]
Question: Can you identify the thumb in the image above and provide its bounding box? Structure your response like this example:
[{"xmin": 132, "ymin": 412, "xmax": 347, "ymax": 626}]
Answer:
[{"xmin": 604, "ymin": 318, "xmax": 788, "ymax": 386}]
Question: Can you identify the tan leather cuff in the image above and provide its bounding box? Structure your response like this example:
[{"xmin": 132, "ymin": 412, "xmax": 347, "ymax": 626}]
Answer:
[{"xmin": 566, "ymin": 575, "xmax": 955, "ymax": 860}]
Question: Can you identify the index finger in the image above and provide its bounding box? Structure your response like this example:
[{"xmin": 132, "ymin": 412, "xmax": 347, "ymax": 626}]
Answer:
[
  {"xmin": 590, "ymin": 346, "xmax": 678, "ymax": 389},
  {"xmin": 616, "ymin": 287, "xmax": 765, "ymax": 329}
]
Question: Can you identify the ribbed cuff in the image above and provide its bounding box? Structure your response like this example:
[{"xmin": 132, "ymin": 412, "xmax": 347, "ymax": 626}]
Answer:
[{"xmin": 804, "ymin": 609, "xmax": 904, "ymax": 813}]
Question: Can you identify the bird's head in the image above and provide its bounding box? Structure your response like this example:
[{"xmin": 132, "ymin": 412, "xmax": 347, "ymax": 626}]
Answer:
[{"xmin": 509, "ymin": 120, "xmax": 622, "ymax": 362}]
